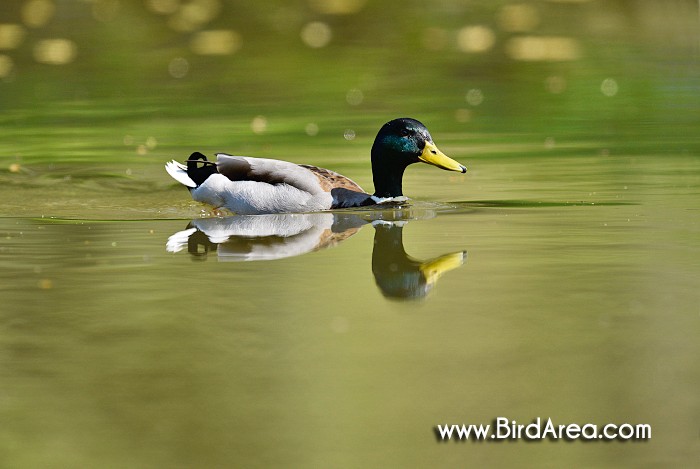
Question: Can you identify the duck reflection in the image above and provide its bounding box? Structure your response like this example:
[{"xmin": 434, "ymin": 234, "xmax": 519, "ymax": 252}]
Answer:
[
  {"xmin": 370, "ymin": 220, "xmax": 466, "ymax": 300},
  {"xmin": 167, "ymin": 211, "xmax": 466, "ymax": 299},
  {"xmin": 167, "ymin": 213, "xmax": 363, "ymax": 261}
]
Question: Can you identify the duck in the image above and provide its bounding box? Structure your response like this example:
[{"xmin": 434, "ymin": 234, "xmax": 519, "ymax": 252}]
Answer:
[{"xmin": 165, "ymin": 117, "xmax": 467, "ymax": 215}]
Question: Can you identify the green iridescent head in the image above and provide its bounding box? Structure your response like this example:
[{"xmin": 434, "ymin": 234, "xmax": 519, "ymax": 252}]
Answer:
[{"xmin": 370, "ymin": 118, "xmax": 467, "ymax": 197}]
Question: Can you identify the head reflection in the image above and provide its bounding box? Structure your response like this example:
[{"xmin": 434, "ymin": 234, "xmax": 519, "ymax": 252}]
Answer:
[
  {"xmin": 370, "ymin": 220, "xmax": 466, "ymax": 300},
  {"xmin": 167, "ymin": 211, "xmax": 466, "ymax": 300}
]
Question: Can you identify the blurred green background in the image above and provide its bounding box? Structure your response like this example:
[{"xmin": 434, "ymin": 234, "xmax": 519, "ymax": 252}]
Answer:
[
  {"xmin": 2, "ymin": 0, "xmax": 698, "ymax": 160},
  {"xmin": 2, "ymin": 0, "xmax": 699, "ymax": 217}
]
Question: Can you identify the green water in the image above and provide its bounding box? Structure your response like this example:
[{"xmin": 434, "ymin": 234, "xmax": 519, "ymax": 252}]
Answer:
[{"xmin": 2, "ymin": 1, "xmax": 700, "ymax": 467}]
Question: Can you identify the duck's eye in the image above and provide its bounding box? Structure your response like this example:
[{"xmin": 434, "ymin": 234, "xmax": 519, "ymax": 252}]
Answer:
[{"xmin": 400, "ymin": 129, "xmax": 410, "ymax": 137}]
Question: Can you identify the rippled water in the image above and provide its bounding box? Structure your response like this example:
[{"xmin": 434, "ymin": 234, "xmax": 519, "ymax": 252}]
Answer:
[
  {"xmin": 3, "ymin": 148, "xmax": 699, "ymax": 466},
  {"xmin": 2, "ymin": 0, "xmax": 700, "ymax": 467}
]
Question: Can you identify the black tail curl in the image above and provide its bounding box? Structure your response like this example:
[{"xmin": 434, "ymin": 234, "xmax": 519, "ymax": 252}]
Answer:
[{"xmin": 186, "ymin": 152, "xmax": 218, "ymax": 186}]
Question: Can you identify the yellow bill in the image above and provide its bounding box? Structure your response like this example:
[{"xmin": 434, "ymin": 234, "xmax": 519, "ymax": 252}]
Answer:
[
  {"xmin": 418, "ymin": 141, "xmax": 467, "ymax": 173},
  {"xmin": 419, "ymin": 251, "xmax": 467, "ymax": 286}
]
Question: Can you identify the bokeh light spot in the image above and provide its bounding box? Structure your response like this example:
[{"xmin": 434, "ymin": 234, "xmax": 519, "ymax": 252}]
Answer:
[
  {"xmin": 601, "ymin": 78, "xmax": 618, "ymax": 97},
  {"xmin": 465, "ymin": 88, "xmax": 484, "ymax": 106},
  {"xmin": 168, "ymin": 0, "xmax": 221, "ymax": 32},
  {"xmin": 308, "ymin": 0, "xmax": 367, "ymax": 15},
  {"xmin": 0, "ymin": 24, "xmax": 26, "ymax": 50},
  {"xmin": 498, "ymin": 3, "xmax": 540, "ymax": 32},
  {"xmin": 33, "ymin": 39, "xmax": 78, "ymax": 65},
  {"xmin": 146, "ymin": 0, "xmax": 180, "ymax": 15},
  {"xmin": 305, "ymin": 123, "xmax": 319, "ymax": 136},
  {"xmin": 191, "ymin": 30, "xmax": 241, "ymax": 55},
  {"xmin": 457, "ymin": 26, "xmax": 495, "ymax": 53},
  {"xmin": 301, "ymin": 21, "xmax": 332, "ymax": 48},
  {"xmin": 346, "ymin": 88, "xmax": 364, "ymax": 106},
  {"xmin": 251, "ymin": 115, "xmax": 267, "ymax": 134},
  {"xmin": 184, "ymin": 0, "xmax": 220, "ymax": 23},
  {"xmin": 506, "ymin": 36, "xmax": 581, "ymax": 61},
  {"xmin": 22, "ymin": 0, "xmax": 55, "ymax": 28},
  {"xmin": 343, "ymin": 129, "xmax": 356, "ymax": 141},
  {"xmin": 168, "ymin": 57, "xmax": 189, "ymax": 78}
]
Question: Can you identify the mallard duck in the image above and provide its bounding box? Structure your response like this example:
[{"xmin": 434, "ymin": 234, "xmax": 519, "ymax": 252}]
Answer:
[{"xmin": 165, "ymin": 117, "xmax": 467, "ymax": 215}]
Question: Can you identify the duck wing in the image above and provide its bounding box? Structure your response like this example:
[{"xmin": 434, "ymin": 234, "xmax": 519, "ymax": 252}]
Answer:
[
  {"xmin": 216, "ymin": 153, "xmax": 331, "ymax": 195},
  {"xmin": 215, "ymin": 153, "xmax": 372, "ymax": 208},
  {"xmin": 298, "ymin": 165, "xmax": 365, "ymax": 193},
  {"xmin": 299, "ymin": 165, "xmax": 374, "ymax": 208}
]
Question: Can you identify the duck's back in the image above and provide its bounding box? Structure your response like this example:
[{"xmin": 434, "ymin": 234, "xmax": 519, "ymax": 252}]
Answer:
[{"xmin": 191, "ymin": 154, "xmax": 370, "ymax": 214}]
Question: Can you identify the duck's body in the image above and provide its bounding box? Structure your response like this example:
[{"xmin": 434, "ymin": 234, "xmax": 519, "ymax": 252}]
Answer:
[
  {"xmin": 165, "ymin": 118, "xmax": 466, "ymax": 215},
  {"xmin": 166, "ymin": 154, "xmax": 374, "ymax": 214}
]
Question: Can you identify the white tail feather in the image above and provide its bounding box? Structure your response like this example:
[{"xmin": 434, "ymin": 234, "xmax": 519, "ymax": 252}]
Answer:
[
  {"xmin": 166, "ymin": 228, "xmax": 197, "ymax": 252},
  {"xmin": 165, "ymin": 160, "xmax": 197, "ymax": 188}
]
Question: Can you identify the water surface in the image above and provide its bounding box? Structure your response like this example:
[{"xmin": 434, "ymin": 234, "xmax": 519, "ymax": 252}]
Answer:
[{"xmin": 3, "ymin": 151, "xmax": 699, "ymax": 467}]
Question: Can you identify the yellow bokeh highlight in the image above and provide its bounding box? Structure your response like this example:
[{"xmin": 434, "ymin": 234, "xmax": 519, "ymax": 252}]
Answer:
[
  {"xmin": 457, "ymin": 26, "xmax": 496, "ymax": 53},
  {"xmin": 191, "ymin": 30, "xmax": 241, "ymax": 55},
  {"xmin": 498, "ymin": 3, "xmax": 540, "ymax": 32},
  {"xmin": 22, "ymin": 0, "xmax": 56, "ymax": 28},
  {"xmin": 33, "ymin": 39, "xmax": 78, "ymax": 65},
  {"xmin": 146, "ymin": 0, "xmax": 180, "ymax": 15},
  {"xmin": 307, "ymin": 0, "xmax": 367, "ymax": 15},
  {"xmin": 251, "ymin": 116, "xmax": 267, "ymax": 134},
  {"xmin": 0, "ymin": 24, "xmax": 26, "ymax": 50},
  {"xmin": 301, "ymin": 21, "xmax": 332, "ymax": 48},
  {"xmin": 168, "ymin": 0, "xmax": 220, "ymax": 32},
  {"xmin": 506, "ymin": 36, "xmax": 581, "ymax": 61}
]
